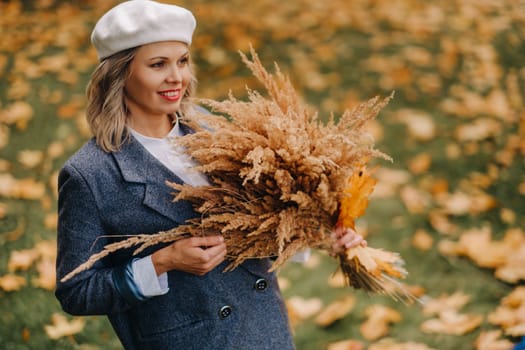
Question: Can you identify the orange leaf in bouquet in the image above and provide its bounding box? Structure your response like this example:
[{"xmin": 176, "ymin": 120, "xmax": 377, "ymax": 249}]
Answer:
[
  {"xmin": 336, "ymin": 167, "xmax": 416, "ymax": 302},
  {"xmin": 337, "ymin": 166, "xmax": 377, "ymax": 229}
]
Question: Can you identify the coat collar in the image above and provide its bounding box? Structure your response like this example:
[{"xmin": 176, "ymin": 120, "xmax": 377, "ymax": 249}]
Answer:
[{"xmin": 112, "ymin": 123, "xmax": 196, "ymax": 224}]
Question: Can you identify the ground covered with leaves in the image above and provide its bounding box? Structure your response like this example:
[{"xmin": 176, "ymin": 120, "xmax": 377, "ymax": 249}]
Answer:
[{"xmin": 0, "ymin": 0, "xmax": 524, "ymax": 349}]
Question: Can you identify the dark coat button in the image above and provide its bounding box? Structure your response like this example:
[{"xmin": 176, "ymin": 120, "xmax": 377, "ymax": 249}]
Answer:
[
  {"xmin": 254, "ymin": 278, "xmax": 268, "ymax": 291},
  {"xmin": 219, "ymin": 305, "xmax": 232, "ymax": 319}
]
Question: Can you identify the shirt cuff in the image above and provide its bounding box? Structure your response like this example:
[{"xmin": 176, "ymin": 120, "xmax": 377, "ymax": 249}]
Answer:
[{"xmin": 132, "ymin": 255, "xmax": 169, "ymax": 297}]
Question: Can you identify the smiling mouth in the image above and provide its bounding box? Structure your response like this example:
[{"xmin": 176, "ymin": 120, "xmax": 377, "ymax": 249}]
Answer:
[{"xmin": 159, "ymin": 90, "xmax": 181, "ymax": 101}]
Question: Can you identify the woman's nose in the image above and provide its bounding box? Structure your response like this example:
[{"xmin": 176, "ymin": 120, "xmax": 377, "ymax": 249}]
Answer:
[{"xmin": 166, "ymin": 65, "xmax": 182, "ymax": 82}]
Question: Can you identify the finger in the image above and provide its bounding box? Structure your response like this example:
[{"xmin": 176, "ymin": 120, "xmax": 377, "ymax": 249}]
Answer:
[
  {"xmin": 193, "ymin": 245, "xmax": 227, "ymax": 275},
  {"xmin": 343, "ymin": 235, "xmax": 365, "ymax": 249},
  {"xmin": 335, "ymin": 234, "xmax": 352, "ymax": 248},
  {"xmin": 189, "ymin": 235, "xmax": 224, "ymax": 248},
  {"xmin": 202, "ymin": 242, "xmax": 227, "ymax": 260},
  {"xmin": 332, "ymin": 224, "xmax": 347, "ymax": 239}
]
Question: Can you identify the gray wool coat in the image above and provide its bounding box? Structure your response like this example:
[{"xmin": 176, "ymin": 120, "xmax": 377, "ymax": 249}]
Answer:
[{"xmin": 55, "ymin": 128, "xmax": 295, "ymax": 350}]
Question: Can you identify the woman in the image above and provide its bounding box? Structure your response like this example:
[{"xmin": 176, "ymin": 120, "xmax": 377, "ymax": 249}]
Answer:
[{"xmin": 55, "ymin": 1, "xmax": 366, "ymax": 349}]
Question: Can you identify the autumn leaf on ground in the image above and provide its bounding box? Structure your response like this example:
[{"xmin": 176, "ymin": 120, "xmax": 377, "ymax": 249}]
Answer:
[
  {"xmin": 326, "ymin": 339, "xmax": 365, "ymax": 350},
  {"xmin": 33, "ymin": 258, "xmax": 56, "ymax": 291},
  {"xmin": 421, "ymin": 309, "xmax": 483, "ymax": 335},
  {"xmin": 0, "ymin": 125, "xmax": 9, "ymax": 149},
  {"xmin": 0, "ymin": 173, "xmax": 46, "ymax": 200},
  {"xmin": 328, "ymin": 270, "xmax": 347, "ymax": 288},
  {"xmin": 0, "ymin": 101, "xmax": 33, "ymax": 129},
  {"xmin": 440, "ymin": 226, "xmax": 509, "ymax": 268},
  {"xmin": 34, "ymin": 239, "xmax": 57, "ymax": 260},
  {"xmin": 0, "ymin": 274, "xmax": 26, "ymax": 292},
  {"xmin": 454, "ymin": 118, "xmax": 502, "ymax": 142},
  {"xmin": 421, "ymin": 291, "xmax": 471, "ymax": 316},
  {"xmin": 494, "ymin": 228, "xmax": 525, "ymax": 283},
  {"xmin": 277, "ymin": 276, "xmax": 290, "ymax": 291},
  {"xmin": 371, "ymin": 168, "xmax": 411, "ymax": 198},
  {"xmin": 44, "ymin": 313, "xmax": 85, "ymax": 340},
  {"xmin": 475, "ymin": 330, "xmax": 514, "ymax": 350},
  {"xmin": 428, "ymin": 210, "xmax": 458, "ymax": 235},
  {"xmin": 407, "ymin": 152, "xmax": 432, "ymax": 175},
  {"xmin": 17, "ymin": 150, "xmax": 44, "ymax": 169},
  {"xmin": 44, "ymin": 212, "xmax": 58, "ymax": 230},
  {"xmin": 368, "ymin": 338, "xmax": 436, "ymax": 350},
  {"xmin": 315, "ymin": 295, "xmax": 356, "ymax": 327},
  {"xmin": 495, "ymin": 248, "xmax": 525, "ymax": 283},
  {"xmin": 439, "ymin": 227, "xmax": 525, "ymax": 282},
  {"xmin": 488, "ymin": 286, "xmax": 525, "ymax": 337},
  {"xmin": 411, "ymin": 229, "xmax": 433, "ymax": 251},
  {"xmin": 399, "ymin": 185, "xmax": 432, "ymax": 214},
  {"xmin": 393, "ymin": 109, "xmax": 436, "ymax": 142},
  {"xmin": 359, "ymin": 304, "xmax": 402, "ymax": 341},
  {"xmin": 286, "ymin": 296, "xmax": 323, "ymax": 328},
  {"xmin": 7, "ymin": 249, "xmax": 40, "ymax": 271},
  {"xmin": 435, "ymin": 190, "xmax": 497, "ymax": 216}
]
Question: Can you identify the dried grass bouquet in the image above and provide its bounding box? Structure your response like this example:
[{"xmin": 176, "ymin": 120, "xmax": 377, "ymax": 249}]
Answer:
[{"xmin": 63, "ymin": 47, "xmax": 415, "ymax": 302}]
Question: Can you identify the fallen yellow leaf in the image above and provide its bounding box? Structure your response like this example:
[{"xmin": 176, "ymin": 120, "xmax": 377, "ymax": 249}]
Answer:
[
  {"xmin": 0, "ymin": 125, "xmax": 9, "ymax": 149},
  {"xmin": 475, "ymin": 330, "xmax": 515, "ymax": 350},
  {"xmin": 0, "ymin": 274, "xmax": 26, "ymax": 291},
  {"xmin": 394, "ymin": 109, "xmax": 436, "ymax": 142},
  {"xmin": 17, "ymin": 149, "xmax": 44, "ymax": 169},
  {"xmin": 315, "ymin": 295, "xmax": 356, "ymax": 327},
  {"xmin": 360, "ymin": 304, "xmax": 402, "ymax": 341},
  {"xmin": 368, "ymin": 338, "xmax": 436, "ymax": 350},
  {"xmin": 33, "ymin": 258, "xmax": 56, "ymax": 291},
  {"xmin": 421, "ymin": 309, "xmax": 483, "ymax": 335},
  {"xmin": 286, "ymin": 295, "xmax": 323, "ymax": 328},
  {"xmin": 407, "ymin": 153, "xmax": 432, "ymax": 175},
  {"xmin": 0, "ymin": 101, "xmax": 33, "ymax": 129},
  {"xmin": 422, "ymin": 292, "xmax": 471, "ymax": 316},
  {"xmin": 488, "ymin": 286, "xmax": 525, "ymax": 336},
  {"xmin": 327, "ymin": 339, "xmax": 365, "ymax": 350},
  {"xmin": 399, "ymin": 185, "xmax": 431, "ymax": 214},
  {"xmin": 44, "ymin": 313, "xmax": 85, "ymax": 340},
  {"xmin": 8, "ymin": 249, "xmax": 40, "ymax": 271},
  {"xmin": 412, "ymin": 229, "xmax": 433, "ymax": 251}
]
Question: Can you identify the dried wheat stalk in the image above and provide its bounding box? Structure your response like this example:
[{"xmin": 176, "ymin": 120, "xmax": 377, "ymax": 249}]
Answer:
[{"xmin": 62, "ymin": 47, "xmax": 415, "ymax": 302}]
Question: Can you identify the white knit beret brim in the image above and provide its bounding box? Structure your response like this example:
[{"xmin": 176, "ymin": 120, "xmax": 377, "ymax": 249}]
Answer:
[{"xmin": 91, "ymin": 0, "xmax": 196, "ymax": 61}]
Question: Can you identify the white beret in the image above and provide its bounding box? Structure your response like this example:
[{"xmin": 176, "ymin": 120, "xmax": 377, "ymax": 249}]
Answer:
[{"xmin": 91, "ymin": 0, "xmax": 196, "ymax": 61}]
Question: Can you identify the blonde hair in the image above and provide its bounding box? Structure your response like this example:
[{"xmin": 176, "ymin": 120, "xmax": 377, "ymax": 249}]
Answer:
[{"xmin": 86, "ymin": 46, "xmax": 197, "ymax": 153}]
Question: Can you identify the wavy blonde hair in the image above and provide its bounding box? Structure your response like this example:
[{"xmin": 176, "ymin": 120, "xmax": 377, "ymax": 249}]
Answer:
[{"xmin": 86, "ymin": 46, "xmax": 197, "ymax": 153}]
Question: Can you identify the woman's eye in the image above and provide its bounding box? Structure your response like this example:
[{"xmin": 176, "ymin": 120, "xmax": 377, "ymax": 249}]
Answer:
[
  {"xmin": 178, "ymin": 57, "xmax": 189, "ymax": 65},
  {"xmin": 150, "ymin": 61, "xmax": 164, "ymax": 68}
]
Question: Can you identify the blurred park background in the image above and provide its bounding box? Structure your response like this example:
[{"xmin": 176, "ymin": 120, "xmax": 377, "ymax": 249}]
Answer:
[{"xmin": 0, "ymin": 0, "xmax": 524, "ymax": 349}]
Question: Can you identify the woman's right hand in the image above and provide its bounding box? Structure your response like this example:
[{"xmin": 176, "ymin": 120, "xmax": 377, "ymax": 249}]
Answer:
[{"xmin": 151, "ymin": 235, "xmax": 227, "ymax": 276}]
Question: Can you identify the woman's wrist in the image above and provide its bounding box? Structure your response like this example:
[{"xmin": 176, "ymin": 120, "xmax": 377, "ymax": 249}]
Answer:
[{"xmin": 151, "ymin": 248, "xmax": 170, "ymax": 276}]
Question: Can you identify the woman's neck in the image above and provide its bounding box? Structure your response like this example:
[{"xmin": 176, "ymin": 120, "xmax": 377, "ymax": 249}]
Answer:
[{"xmin": 128, "ymin": 114, "xmax": 175, "ymax": 138}]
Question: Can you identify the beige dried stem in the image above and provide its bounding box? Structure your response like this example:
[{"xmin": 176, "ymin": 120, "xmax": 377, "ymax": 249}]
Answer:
[{"xmin": 61, "ymin": 47, "xmax": 415, "ymax": 303}]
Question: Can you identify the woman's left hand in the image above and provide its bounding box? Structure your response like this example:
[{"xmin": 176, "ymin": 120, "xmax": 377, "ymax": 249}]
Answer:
[{"xmin": 332, "ymin": 224, "xmax": 367, "ymax": 254}]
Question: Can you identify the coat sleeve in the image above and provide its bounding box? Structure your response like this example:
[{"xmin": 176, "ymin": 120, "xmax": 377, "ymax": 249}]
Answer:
[{"xmin": 55, "ymin": 163, "xmax": 137, "ymax": 315}]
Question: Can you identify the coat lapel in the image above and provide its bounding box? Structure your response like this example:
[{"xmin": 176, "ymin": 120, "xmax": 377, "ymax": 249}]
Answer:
[{"xmin": 112, "ymin": 135, "xmax": 196, "ymax": 224}]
